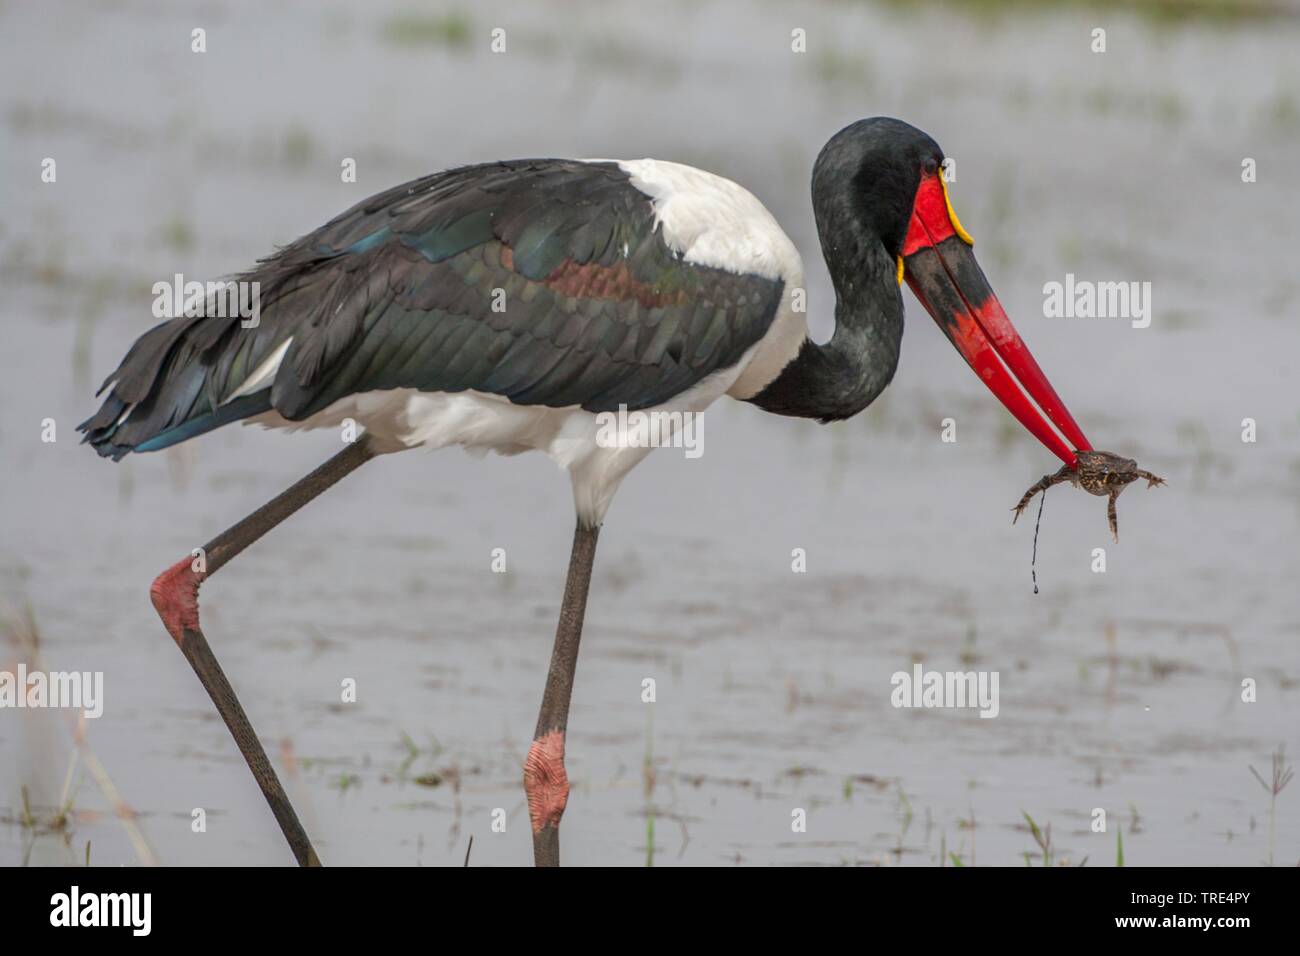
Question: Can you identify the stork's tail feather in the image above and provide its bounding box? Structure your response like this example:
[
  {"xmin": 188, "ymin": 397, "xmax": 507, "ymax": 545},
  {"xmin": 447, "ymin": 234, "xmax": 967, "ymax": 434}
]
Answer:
[
  {"xmin": 78, "ymin": 312, "xmax": 280, "ymax": 460},
  {"xmin": 79, "ymin": 391, "xmax": 273, "ymax": 460}
]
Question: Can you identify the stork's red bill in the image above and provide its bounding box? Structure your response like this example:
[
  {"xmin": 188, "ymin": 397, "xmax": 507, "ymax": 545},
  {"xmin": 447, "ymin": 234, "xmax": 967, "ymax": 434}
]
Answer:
[
  {"xmin": 898, "ymin": 169, "xmax": 1163, "ymax": 542},
  {"xmin": 900, "ymin": 168, "xmax": 1090, "ymax": 469}
]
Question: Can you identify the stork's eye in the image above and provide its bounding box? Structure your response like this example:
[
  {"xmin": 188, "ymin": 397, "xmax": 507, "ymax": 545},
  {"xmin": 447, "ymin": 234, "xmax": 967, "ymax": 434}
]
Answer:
[{"xmin": 923, "ymin": 157, "xmax": 939, "ymax": 176}]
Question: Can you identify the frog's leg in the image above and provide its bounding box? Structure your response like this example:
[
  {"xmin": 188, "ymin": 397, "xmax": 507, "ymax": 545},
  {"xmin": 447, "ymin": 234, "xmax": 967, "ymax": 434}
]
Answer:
[
  {"xmin": 1012, "ymin": 466, "xmax": 1073, "ymax": 523},
  {"xmin": 1135, "ymin": 469, "xmax": 1165, "ymax": 489},
  {"xmin": 1107, "ymin": 489, "xmax": 1120, "ymax": 542}
]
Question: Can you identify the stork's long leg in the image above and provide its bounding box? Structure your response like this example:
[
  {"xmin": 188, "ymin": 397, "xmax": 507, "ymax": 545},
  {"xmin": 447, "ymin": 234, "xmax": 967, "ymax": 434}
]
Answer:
[
  {"xmin": 149, "ymin": 434, "xmax": 380, "ymax": 866},
  {"xmin": 526, "ymin": 520, "xmax": 600, "ymax": 867}
]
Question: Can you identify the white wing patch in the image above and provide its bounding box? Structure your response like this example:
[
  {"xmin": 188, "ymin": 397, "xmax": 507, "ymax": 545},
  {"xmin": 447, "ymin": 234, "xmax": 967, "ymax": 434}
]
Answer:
[{"xmin": 616, "ymin": 158, "xmax": 803, "ymax": 283}]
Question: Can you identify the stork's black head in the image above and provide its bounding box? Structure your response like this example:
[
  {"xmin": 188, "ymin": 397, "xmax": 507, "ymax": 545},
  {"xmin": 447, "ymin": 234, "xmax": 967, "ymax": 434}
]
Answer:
[
  {"xmin": 811, "ymin": 116, "xmax": 1093, "ymax": 467},
  {"xmin": 812, "ymin": 116, "xmax": 945, "ymax": 259}
]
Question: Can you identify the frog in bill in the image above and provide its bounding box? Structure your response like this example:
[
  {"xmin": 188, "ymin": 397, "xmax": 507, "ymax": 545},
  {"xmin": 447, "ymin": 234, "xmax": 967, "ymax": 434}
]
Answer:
[{"xmin": 1012, "ymin": 450, "xmax": 1164, "ymax": 542}]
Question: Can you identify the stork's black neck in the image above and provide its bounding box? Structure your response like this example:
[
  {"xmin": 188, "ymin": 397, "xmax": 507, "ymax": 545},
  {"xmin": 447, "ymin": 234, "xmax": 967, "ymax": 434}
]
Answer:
[
  {"xmin": 747, "ymin": 123, "xmax": 922, "ymax": 423},
  {"xmin": 746, "ymin": 222, "xmax": 904, "ymax": 423}
]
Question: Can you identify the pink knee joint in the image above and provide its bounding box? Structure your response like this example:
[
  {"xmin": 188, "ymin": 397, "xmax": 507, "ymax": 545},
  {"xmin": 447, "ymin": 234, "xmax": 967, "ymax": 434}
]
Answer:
[
  {"xmin": 150, "ymin": 556, "xmax": 205, "ymax": 646},
  {"xmin": 524, "ymin": 729, "xmax": 569, "ymax": 833}
]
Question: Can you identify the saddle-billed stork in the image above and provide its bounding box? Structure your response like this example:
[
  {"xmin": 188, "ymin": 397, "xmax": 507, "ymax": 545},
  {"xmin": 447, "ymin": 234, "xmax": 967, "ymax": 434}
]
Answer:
[{"xmin": 80, "ymin": 117, "xmax": 1090, "ymax": 867}]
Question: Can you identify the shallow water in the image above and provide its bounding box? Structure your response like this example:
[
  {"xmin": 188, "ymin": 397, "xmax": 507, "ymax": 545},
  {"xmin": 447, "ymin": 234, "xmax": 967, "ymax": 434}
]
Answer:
[{"xmin": 2, "ymin": 0, "xmax": 1298, "ymax": 866}]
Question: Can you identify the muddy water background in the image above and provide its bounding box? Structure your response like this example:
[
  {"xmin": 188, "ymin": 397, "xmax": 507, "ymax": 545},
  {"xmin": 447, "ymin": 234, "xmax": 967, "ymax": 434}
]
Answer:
[{"xmin": 2, "ymin": 0, "xmax": 1298, "ymax": 866}]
